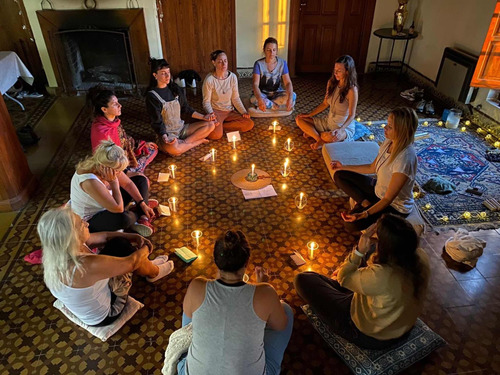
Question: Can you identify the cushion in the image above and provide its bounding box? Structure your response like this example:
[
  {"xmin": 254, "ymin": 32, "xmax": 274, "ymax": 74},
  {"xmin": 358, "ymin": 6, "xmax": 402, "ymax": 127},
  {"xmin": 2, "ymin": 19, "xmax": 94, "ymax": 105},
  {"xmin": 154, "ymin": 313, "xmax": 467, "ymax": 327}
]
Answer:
[
  {"xmin": 322, "ymin": 141, "xmax": 380, "ymax": 180},
  {"xmin": 53, "ymin": 296, "xmax": 144, "ymax": 342},
  {"xmin": 243, "ymin": 97, "xmax": 293, "ymax": 118},
  {"xmin": 301, "ymin": 304, "xmax": 446, "ymax": 375},
  {"xmin": 302, "ymin": 305, "xmax": 446, "ymax": 375}
]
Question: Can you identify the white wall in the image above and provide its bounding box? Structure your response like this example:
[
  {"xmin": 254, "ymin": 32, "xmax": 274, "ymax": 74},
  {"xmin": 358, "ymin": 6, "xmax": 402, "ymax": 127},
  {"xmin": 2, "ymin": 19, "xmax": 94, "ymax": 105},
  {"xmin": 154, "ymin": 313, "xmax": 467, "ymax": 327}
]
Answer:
[
  {"xmin": 24, "ymin": 0, "xmax": 162, "ymax": 88},
  {"xmin": 236, "ymin": 0, "xmax": 291, "ymax": 68},
  {"xmin": 365, "ymin": 0, "xmax": 496, "ymax": 80}
]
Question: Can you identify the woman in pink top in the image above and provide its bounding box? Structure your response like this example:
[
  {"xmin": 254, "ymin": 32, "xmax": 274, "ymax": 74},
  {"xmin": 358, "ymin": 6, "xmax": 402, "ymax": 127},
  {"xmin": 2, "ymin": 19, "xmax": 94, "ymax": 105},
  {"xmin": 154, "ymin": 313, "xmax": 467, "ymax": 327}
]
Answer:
[{"xmin": 88, "ymin": 86, "xmax": 158, "ymax": 175}]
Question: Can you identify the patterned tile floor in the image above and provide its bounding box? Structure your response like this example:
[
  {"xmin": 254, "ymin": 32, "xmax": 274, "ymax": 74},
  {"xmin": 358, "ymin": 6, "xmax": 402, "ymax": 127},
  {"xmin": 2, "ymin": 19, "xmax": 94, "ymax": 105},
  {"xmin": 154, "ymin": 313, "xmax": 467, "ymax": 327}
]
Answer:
[{"xmin": 0, "ymin": 73, "xmax": 499, "ymax": 374}]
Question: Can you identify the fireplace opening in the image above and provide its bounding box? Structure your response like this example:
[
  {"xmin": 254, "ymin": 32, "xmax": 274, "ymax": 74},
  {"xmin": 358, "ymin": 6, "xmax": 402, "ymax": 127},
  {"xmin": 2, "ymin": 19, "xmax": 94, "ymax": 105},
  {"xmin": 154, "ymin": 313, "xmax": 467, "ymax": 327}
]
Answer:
[{"xmin": 56, "ymin": 29, "xmax": 135, "ymax": 92}]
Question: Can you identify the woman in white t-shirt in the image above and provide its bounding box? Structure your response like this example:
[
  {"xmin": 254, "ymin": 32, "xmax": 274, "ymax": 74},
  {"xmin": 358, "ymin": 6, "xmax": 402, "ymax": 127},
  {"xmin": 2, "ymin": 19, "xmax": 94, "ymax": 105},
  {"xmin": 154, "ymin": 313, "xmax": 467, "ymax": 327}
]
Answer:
[{"xmin": 330, "ymin": 107, "xmax": 418, "ymax": 232}]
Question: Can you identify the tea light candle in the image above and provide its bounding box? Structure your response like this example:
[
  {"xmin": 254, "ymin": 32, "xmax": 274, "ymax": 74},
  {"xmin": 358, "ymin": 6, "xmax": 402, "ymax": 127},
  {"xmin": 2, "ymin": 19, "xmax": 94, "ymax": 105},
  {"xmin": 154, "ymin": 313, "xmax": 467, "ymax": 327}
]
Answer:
[
  {"xmin": 413, "ymin": 191, "xmax": 420, "ymax": 199},
  {"xmin": 463, "ymin": 211, "xmax": 471, "ymax": 219},
  {"xmin": 281, "ymin": 158, "xmax": 290, "ymax": 177},
  {"xmin": 438, "ymin": 121, "xmax": 443, "ymax": 126},
  {"xmin": 211, "ymin": 148, "xmax": 216, "ymax": 162},
  {"xmin": 367, "ymin": 121, "xmax": 372, "ymax": 126},
  {"xmin": 381, "ymin": 124, "xmax": 386, "ymax": 128},
  {"xmin": 307, "ymin": 241, "xmax": 319, "ymax": 260},
  {"xmin": 485, "ymin": 134, "xmax": 492, "ymax": 140},
  {"xmin": 465, "ymin": 120, "xmax": 471, "ymax": 126},
  {"xmin": 232, "ymin": 135, "xmax": 237, "ymax": 149},
  {"xmin": 441, "ymin": 215, "xmax": 449, "ymax": 222},
  {"xmin": 479, "ymin": 211, "xmax": 487, "ymax": 219},
  {"xmin": 368, "ymin": 134, "xmax": 375, "ymax": 140},
  {"xmin": 460, "ymin": 126, "xmax": 466, "ymax": 132},
  {"xmin": 272, "ymin": 120, "xmax": 278, "ymax": 133},
  {"xmin": 477, "ymin": 128, "xmax": 483, "ymax": 134},
  {"xmin": 169, "ymin": 164, "xmax": 177, "ymax": 179},
  {"xmin": 168, "ymin": 197, "xmax": 177, "ymax": 212},
  {"xmin": 423, "ymin": 121, "xmax": 429, "ymax": 126},
  {"xmin": 251, "ymin": 164, "xmax": 255, "ymax": 177},
  {"xmin": 494, "ymin": 141, "xmax": 500, "ymax": 148},
  {"xmin": 424, "ymin": 203, "xmax": 432, "ymax": 210},
  {"xmin": 356, "ymin": 117, "xmax": 361, "ymax": 122}
]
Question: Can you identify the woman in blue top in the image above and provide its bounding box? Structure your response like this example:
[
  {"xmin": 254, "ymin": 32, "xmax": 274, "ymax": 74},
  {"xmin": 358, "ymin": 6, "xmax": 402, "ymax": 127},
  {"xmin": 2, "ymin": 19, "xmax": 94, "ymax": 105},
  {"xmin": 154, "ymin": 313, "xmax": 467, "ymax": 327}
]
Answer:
[{"xmin": 250, "ymin": 37, "xmax": 296, "ymax": 112}]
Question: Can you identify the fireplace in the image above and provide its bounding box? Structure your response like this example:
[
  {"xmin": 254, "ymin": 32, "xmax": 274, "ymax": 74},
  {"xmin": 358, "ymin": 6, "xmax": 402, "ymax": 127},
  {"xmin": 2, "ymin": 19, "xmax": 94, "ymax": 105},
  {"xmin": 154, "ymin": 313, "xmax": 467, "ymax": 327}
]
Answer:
[{"xmin": 37, "ymin": 9, "xmax": 150, "ymax": 94}]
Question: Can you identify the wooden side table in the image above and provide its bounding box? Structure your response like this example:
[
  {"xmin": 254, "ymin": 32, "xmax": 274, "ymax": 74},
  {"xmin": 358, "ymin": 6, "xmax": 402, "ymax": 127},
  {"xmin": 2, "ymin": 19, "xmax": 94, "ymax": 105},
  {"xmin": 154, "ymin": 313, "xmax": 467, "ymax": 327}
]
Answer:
[{"xmin": 373, "ymin": 28, "xmax": 418, "ymax": 74}]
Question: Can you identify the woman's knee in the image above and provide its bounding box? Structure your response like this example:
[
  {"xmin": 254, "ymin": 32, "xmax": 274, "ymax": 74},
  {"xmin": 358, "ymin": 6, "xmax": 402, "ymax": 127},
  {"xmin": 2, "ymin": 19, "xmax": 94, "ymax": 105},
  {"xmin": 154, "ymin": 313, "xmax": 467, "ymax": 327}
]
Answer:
[
  {"xmin": 294, "ymin": 272, "xmax": 318, "ymax": 296},
  {"xmin": 208, "ymin": 125, "xmax": 223, "ymax": 140},
  {"xmin": 242, "ymin": 118, "xmax": 254, "ymax": 132}
]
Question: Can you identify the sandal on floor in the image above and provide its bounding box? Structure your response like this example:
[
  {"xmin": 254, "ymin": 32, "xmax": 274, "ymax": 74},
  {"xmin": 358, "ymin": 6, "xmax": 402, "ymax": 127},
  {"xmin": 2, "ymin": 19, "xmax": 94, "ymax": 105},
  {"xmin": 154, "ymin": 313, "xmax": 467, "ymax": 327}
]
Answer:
[{"xmin": 146, "ymin": 258, "xmax": 174, "ymax": 282}]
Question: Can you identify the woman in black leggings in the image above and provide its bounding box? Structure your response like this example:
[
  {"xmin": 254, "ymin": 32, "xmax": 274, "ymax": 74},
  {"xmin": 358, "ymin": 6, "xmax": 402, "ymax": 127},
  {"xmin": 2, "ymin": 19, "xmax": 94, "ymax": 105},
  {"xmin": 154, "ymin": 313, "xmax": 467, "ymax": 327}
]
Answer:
[{"xmin": 332, "ymin": 107, "xmax": 418, "ymax": 232}]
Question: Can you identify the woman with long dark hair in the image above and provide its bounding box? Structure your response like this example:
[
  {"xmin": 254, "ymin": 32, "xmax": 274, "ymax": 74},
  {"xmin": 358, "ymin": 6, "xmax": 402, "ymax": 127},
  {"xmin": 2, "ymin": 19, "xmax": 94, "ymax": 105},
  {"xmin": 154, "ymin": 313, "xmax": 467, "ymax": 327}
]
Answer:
[
  {"xmin": 179, "ymin": 230, "xmax": 293, "ymax": 375},
  {"xmin": 332, "ymin": 107, "xmax": 418, "ymax": 233},
  {"xmin": 202, "ymin": 49, "xmax": 253, "ymax": 140},
  {"xmin": 296, "ymin": 55, "xmax": 358, "ymax": 149},
  {"xmin": 145, "ymin": 58, "xmax": 215, "ymax": 156},
  {"xmin": 295, "ymin": 214, "xmax": 430, "ymax": 349}
]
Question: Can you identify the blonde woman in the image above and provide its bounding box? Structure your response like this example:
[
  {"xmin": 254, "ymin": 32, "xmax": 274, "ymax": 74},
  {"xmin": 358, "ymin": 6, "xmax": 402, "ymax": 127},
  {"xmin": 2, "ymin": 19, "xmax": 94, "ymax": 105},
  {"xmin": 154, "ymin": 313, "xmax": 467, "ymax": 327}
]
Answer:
[
  {"xmin": 331, "ymin": 107, "xmax": 418, "ymax": 232},
  {"xmin": 70, "ymin": 140, "xmax": 154, "ymax": 236},
  {"xmin": 38, "ymin": 207, "xmax": 174, "ymax": 326}
]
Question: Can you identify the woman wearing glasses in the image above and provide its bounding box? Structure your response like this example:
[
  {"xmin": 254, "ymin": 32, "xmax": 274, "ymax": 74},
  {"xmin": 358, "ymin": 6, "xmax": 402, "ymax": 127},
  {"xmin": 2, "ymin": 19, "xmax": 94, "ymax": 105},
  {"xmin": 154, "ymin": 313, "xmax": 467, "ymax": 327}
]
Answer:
[{"xmin": 296, "ymin": 55, "xmax": 358, "ymax": 149}]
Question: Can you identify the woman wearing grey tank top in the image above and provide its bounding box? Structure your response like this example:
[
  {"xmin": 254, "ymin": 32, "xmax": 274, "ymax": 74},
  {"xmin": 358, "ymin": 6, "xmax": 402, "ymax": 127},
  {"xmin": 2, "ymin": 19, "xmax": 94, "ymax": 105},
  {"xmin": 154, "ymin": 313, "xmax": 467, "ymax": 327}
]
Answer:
[{"xmin": 178, "ymin": 230, "xmax": 294, "ymax": 375}]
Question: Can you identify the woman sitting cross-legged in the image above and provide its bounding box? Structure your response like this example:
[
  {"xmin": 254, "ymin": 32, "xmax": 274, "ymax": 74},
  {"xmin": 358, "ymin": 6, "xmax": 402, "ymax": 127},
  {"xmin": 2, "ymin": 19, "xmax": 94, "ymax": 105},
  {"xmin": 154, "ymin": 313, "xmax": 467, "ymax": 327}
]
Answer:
[
  {"xmin": 296, "ymin": 55, "xmax": 358, "ymax": 149},
  {"xmin": 146, "ymin": 58, "xmax": 215, "ymax": 156},
  {"xmin": 202, "ymin": 49, "xmax": 254, "ymax": 140},
  {"xmin": 38, "ymin": 207, "xmax": 174, "ymax": 327},
  {"xmin": 70, "ymin": 140, "xmax": 155, "ymax": 236},
  {"xmin": 332, "ymin": 107, "xmax": 418, "ymax": 233},
  {"xmin": 88, "ymin": 85, "xmax": 158, "ymax": 175},
  {"xmin": 250, "ymin": 37, "xmax": 296, "ymax": 112},
  {"xmin": 295, "ymin": 214, "xmax": 430, "ymax": 350},
  {"xmin": 179, "ymin": 230, "xmax": 294, "ymax": 375}
]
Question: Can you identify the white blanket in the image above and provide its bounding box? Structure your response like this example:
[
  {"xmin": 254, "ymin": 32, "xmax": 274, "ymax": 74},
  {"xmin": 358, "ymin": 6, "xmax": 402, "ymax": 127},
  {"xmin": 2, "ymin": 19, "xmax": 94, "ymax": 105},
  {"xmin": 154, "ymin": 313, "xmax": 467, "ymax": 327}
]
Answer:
[{"xmin": 0, "ymin": 51, "xmax": 34, "ymax": 94}]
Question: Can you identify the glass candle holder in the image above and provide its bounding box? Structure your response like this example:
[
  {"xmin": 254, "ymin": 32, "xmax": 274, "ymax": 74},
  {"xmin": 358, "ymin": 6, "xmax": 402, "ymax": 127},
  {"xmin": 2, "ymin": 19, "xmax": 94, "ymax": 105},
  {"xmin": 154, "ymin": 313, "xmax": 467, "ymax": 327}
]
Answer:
[
  {"xmin": 191, "ymin": 230, "xmax": 202, "ymax": 249},
  {"xmin": 281, "ymin": 158, "xmax": 290, "ymax": 177},
  {"xmin": 168, "ymin": 197, "xmax": 178, "ymax": 212},
  {"xmin": 169, "ymin": 164, "xmax": 177, "ymax": 179},
  {"xmin": 307, "ymin": 241, "xmax": 319, "ymax": 260},
  {"xmin": 284, "ymin": 138, "xmax": 294, "ymax": 151},
  {"xmin": 232, "ymin": 135, "xmax": 237, "ymax": 149},
  {"xmin": 210, "ymin": 148, "xmax": 217, "ymax": 162},
  {"xmin": 294, "ymin": 192, "xmax": 307, "ymax": 209}
]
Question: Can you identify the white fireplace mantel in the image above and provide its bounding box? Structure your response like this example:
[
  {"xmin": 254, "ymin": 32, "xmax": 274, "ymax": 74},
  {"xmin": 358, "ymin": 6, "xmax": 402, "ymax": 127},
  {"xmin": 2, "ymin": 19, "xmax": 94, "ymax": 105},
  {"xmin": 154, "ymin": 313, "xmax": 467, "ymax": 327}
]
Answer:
[{"xmin": 24, "ymin": 0, "xmax": 162, "ymax": 88}]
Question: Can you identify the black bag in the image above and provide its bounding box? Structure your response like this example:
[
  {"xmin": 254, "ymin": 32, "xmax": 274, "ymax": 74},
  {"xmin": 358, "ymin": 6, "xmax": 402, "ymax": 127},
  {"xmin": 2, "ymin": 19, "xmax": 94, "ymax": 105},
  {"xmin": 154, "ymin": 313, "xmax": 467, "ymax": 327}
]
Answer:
[{"xmin": 16, "ymin": 125, "xmax": 40, "ymax": 147}]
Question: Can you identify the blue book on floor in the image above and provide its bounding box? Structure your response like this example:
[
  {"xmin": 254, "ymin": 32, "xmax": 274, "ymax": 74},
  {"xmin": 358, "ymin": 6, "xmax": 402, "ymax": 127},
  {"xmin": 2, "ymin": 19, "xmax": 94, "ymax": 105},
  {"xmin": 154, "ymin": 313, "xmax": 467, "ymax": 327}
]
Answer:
[{"xmin": 175, "ymin": 247, "xmax": 198, "ymax": 263}]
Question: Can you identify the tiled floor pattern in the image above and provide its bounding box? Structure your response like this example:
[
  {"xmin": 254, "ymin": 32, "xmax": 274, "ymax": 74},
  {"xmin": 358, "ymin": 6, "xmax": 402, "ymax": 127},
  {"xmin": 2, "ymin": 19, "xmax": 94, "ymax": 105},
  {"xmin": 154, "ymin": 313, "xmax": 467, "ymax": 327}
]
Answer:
[{"xmin": 0, "ymin": 74, "xmax": 499, "ymax": 374}]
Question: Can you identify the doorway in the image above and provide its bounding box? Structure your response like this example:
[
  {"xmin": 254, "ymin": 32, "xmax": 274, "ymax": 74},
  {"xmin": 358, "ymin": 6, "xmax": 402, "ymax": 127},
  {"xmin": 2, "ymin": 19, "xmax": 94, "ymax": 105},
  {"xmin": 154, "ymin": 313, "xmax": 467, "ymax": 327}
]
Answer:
[{"xmin": 289, "ymin": 0, "xmax": 376, "ymax": 74}]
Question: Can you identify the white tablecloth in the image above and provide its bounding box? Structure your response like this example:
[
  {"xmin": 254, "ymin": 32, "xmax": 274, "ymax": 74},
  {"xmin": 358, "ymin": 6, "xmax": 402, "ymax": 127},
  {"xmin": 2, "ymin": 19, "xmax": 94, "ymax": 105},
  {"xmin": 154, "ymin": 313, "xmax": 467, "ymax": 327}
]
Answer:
[{"xmin": 0, "ymin": 51, "xmax": 34, "ymax": 94}]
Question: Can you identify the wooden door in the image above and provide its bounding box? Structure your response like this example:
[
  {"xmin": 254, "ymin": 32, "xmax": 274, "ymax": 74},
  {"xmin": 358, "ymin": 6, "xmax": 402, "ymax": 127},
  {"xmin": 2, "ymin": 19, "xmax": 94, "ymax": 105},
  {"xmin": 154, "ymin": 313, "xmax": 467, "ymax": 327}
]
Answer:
[
  {"xmin": 157, "ymin": 0, "xmax": 236, "ymax": 78},
  {"xmin": 471, "ymin": 0, "xmax": 500, "ymax": 89},
  {"xmin": 293, "ymin": 0, "xmax": 375, "ymax": 74}
]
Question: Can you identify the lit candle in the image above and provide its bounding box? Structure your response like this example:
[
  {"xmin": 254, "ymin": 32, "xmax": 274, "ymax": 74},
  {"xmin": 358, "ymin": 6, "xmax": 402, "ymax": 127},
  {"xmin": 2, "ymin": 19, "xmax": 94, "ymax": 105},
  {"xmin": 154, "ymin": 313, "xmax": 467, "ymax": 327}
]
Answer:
[
  {"xmin": 413, "ymin": 191, "xmax": 420, "ymax": 199},
  {"xmin": 287, "ymin": 138, "xmax": 291, "ymax": 150},
  {"xmin": 477, "ymin": 128, "xmax": 483, "ymax": 134},
  {"xmin": 211, "ymin": 148, "xmax": 216, "ymax": 161},
  {"xmin": 495, "ymin": 141, "xmax": 500, "ymax": 148},
  {"xmin": 191, "ymin": 230, "xmax": 202, "ymax": 248},
  {"xmin": 465, "ymin": 120, "xmax": 471, "ymax": 126},
  {"xmin": 381, "ymin": 124, "xmax": 386, "ymax": 128},
  {"xmin": 232, "ymin": 135, "xmax": 237, "ymax": 149},
  {"xmin": 460, "ymin": 126, "xmax": 466, "ymax": 132},
  {"xmin": 168, "ymin": 197, "xmax": 177, "ymax": 212},
  {"xmin": 424, "ymin": 203, "xmax": 432, "ymax": 210},
  {"xmin": 485, "ymin": 134, "xmax": 492, "ymax": 140},
  {"xmin": 367, "ymin": 121, "xmax": 372, "ymax": 126},
  {"xmin": 272, "ymin": 120, "xmax": 278, "ymax": 133},
  {"xmin": 282, "ymin": 158, "xmax": 290, "ymax": 177},
  {"xmin": 251, "ymin": 164, "xmax": 255, "ymax": 177},
  {"xmin": 437, "ymin": 121, "xmax": 443, "ymax": 126},
  {"xmin": 169, "ymin": 164, "xmax": 176, "ymax": 179},
  {"xmin": 299, "ymin": 192, "xmax": 304, "ymax": 207},
  {"xmin": 356, "ymin": 117, "xmax": 361, "ymax": 122},
  {"xmin": 368, "ymin": 134, "xmax": 375, "ymax": 140},
  {"xmin": 423, "ymin": 121, "xmax": 429, "ymax": 126},
  {"xmin": 441, "ymin": 215, "xmax": 449, "ymax": 222},
  {"xmin": 479, "ymin": 211, "xmax": 487, "ymax": 219},
  {"xmin": 307, "ymin": 241, "xmax": 319, "ymax": 260},
  {"xmin": 463, "ymin": 211, "xmax": 471, "ymax": 219}
]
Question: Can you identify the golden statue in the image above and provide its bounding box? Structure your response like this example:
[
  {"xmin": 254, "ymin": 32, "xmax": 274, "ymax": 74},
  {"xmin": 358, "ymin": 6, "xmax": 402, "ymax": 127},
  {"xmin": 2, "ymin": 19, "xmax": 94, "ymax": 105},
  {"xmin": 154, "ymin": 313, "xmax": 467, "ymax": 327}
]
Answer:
[{"xmin": 393, "ymin": 0, "xmax": 409, "ymax": 35}]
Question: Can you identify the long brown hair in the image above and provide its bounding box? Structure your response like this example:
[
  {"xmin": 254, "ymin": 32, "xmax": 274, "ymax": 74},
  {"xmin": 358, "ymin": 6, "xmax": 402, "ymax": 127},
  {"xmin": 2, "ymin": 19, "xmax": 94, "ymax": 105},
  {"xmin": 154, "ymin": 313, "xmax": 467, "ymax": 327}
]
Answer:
[
  {"xmin": 372, "ymin": 214, "xmax": 427, "ymax": 299},
  {"xmin": 326, "ymin": 55, "xmax": 358, "ymax": 102},
  {"xmin": 388, "ymin": 107, "xmax": 418, "ymax": 163}
]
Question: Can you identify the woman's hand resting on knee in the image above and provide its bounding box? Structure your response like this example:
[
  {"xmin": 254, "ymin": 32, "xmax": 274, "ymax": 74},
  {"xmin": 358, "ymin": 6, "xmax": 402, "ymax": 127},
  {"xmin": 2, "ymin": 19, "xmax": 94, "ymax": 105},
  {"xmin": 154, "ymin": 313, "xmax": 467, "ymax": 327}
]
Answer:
[{"xmin": 330, "ymin": 160, "xmax": 343, "ymax": 171}]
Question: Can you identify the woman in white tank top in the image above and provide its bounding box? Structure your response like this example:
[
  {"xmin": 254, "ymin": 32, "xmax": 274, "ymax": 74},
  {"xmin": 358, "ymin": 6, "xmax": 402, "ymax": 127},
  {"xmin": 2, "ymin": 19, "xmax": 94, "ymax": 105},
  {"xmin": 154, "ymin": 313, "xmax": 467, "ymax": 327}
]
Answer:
[
  {"xmin": 296, "ymin": 55, "xmax": 359, "ymax": 150},
  {"xmin": 38, "ymin": 207, "xmax": 174, "ymax": 326},
  {"xmin": 179, "ymin": 230, "xmax": 294, "ymax": 375}
]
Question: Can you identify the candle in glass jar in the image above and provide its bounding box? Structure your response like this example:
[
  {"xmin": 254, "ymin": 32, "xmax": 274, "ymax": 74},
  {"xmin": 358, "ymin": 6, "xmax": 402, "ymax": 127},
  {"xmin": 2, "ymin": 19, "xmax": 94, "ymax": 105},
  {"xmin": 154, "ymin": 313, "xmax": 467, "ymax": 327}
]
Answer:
[
  {"xmin": 272, "ymin": 120, "xmax": 278, "ymax": 133},
  {"xmin": 232, "ymin": 135, "xmax": 236, "ymax": 149},
  {"xmin": 299, "ymin": 192, "xmax": 304, "ymax": 206},
  {"xmin": 287, "ymin": 138, "xmax": 291, "ymax": 149},
  {"xmin": 169, "ymin": 164, "xmax": 176, "ymax": 179},
  {"xmin": 251, "ymin": 164, "xmax": 255, "ymax": 176},
  {"xmin": 211, "ymin": 148, "xmax": 216, "ymax": 161},
  {"xmin": 307, "ymin": 241, "xmax": 318, "ymax": 260}
]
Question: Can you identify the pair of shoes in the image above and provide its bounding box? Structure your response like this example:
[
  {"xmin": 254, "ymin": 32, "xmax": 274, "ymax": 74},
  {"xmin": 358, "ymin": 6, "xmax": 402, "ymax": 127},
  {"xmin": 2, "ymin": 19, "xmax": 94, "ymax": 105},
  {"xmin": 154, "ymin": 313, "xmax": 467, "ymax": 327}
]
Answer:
[
  {"xmin": 16, "ymin": 91, "xmax": 44, "ymax": 99},
  {"xmin": 146, "ymin": 256, "xmax": 175, "ymax": 282},
  {"xmin": 400, "ymin": 86, "xmax": 424, "ymax": 101},
  {"xmin": 131, "ymin": 218, "xmax": 154, "ymax": 237},
  {"xmin": 416, "ymin": 99, "xmax": 435, "ymax": 114}
]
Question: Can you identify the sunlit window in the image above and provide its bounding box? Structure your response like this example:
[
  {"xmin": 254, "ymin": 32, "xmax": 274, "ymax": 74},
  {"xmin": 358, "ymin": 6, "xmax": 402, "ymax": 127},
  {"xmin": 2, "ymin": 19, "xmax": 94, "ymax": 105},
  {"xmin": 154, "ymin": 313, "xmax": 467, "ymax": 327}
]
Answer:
[{"xmin": 261, "ymin": 0, "xmax": 288, "ymax": 49}]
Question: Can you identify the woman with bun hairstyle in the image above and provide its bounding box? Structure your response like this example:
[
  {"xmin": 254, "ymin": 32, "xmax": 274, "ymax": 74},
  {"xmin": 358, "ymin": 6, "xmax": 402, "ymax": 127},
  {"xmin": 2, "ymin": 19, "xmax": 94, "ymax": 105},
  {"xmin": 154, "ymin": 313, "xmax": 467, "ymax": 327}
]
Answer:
[
  {"xmin": 179, "ymin": 230, "xmax": 293, "ymax": 375},
  {"xmin": 146, "ymin": 58, "xmax": 215, "ymax": 156}
]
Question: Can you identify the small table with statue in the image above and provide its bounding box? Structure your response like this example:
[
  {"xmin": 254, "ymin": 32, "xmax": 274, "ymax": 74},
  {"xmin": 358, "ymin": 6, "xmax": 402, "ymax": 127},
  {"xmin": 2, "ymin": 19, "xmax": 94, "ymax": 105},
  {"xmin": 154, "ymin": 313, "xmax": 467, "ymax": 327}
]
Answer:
[{"xmin": 373, "ymin": 28, "xmax": 418, "ymax": 75}]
